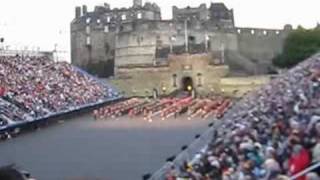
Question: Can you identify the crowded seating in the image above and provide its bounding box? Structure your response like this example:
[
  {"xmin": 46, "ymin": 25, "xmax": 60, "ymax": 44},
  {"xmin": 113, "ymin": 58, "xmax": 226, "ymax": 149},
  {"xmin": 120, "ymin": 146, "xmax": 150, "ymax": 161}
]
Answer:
[
  {"xmin": 0, "ymin": 55, "xmax": 119, "ymax": 130},
  {"xmin": 164, "ymin": 53, "xmax": 320, "ymax": 179}
]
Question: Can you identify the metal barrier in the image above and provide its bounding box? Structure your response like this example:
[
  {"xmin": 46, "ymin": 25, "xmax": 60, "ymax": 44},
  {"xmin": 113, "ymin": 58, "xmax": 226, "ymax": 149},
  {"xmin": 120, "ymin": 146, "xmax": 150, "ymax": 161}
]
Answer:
[
  {"xmin": 290, "ymin": 162, "xmax": 320, "ymax": 180},
  {"xmin": 149, "ymin": 119, "xmax": 218, "ymax": 180}
]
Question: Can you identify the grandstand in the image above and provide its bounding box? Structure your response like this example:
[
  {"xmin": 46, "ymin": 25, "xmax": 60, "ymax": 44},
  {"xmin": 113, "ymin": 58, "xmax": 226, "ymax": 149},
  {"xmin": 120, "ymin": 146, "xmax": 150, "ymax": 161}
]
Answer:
[
  {"xmin": 152, "ymin": 53, "xmax": 320, "ymax": 180},
  {"xmin": 1, "ymin": 51, "xmax": 320, "ymax": 180},
  {"xmin": 0, "ymin": 55, "xmax": 120, "ymax": 137}
]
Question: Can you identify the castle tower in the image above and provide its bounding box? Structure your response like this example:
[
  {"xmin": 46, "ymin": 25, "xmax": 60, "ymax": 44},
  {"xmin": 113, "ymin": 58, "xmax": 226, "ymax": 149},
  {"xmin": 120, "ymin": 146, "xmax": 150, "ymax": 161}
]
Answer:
[
  {"xmin": 133, "ymin": 0, "xmax": 142, "ymax": 7},
  {"xmin": 75, "ymin": 6, "xmax": 81, "ymax": 18}
]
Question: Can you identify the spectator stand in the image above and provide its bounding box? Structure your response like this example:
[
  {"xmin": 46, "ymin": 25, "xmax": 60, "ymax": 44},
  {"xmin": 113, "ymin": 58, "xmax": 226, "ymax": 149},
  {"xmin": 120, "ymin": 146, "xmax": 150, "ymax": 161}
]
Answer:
[
  {"xmin": 0, "ymin": 56, "xmax": 122, "ymax": 137},
  {"xmin": 149, "ymin": 53, "xmax": 320, "ymax": 179}
]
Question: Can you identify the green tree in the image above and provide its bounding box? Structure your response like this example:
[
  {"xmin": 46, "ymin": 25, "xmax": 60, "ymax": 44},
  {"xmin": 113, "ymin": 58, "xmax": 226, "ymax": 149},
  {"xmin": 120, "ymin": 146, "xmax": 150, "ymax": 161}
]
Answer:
[{"xmin": 273, "ymin": 28, "xmax": 320, "ymax": 68}]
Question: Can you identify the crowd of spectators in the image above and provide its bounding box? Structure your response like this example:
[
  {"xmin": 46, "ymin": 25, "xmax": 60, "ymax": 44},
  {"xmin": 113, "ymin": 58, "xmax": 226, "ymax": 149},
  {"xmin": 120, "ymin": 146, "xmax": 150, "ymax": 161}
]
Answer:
[
  {"xmin": 165, "ymin": 53, "xmax": 320, "ymax": 180},
  {"xmin": 0, "ymin": 55, "xmax": 118, "ymax": 130}
]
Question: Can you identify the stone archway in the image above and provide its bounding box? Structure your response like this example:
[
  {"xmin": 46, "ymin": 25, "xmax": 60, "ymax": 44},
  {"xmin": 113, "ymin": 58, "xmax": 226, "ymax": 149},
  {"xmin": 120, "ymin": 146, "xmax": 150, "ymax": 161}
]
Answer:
[{"xmin": 181, "ymin": 76, "xmax": 193, "ymax": 91}]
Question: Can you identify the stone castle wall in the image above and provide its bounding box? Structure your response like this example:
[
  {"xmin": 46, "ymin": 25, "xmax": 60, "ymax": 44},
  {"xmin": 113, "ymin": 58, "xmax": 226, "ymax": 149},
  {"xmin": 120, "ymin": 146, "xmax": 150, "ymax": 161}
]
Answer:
[
  {"xmin": 113, "ymin": 54, "xmax": 229, "ymax": 96},
  {"xmin": 71, "ymin": 1, "xmax": 292, "ymax": 77}
]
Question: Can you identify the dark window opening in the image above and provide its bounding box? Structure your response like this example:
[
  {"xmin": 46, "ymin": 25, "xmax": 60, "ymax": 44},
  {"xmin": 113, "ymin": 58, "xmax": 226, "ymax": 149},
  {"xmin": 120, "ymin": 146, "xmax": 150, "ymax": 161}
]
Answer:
[
  {"xmin": 173, "ymin": 74, "xmax": 177, "ymax": 87},
  {"xmin": 181, "ymin": 76, "xmax": 193, "ymax": 91},
  {"xmin": 188, "ymin": 36, "xmax": 196, "ymax": 44}
]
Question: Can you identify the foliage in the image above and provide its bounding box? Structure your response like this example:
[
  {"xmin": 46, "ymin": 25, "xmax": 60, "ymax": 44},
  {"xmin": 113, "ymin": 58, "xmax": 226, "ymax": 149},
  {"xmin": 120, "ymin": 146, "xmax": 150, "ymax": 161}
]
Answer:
[{"xmin": 273, "ymin": 28, "xmax": 320, "ymax": 68}]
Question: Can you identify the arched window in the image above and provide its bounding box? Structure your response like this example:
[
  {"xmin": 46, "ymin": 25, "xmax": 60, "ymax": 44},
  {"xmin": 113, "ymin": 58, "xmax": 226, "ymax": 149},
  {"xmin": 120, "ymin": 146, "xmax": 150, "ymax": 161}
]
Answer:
[
  {"xmin": 263, "ymin": 30, "xmax": 267, "ymax": 35},
  {"xmin": 137, "ymin": 12, "xmax": 142, "ymax": 19},
  {"xmin": 86, "ymin": 17, "xmax": 91, "ymax": 24},
  {"xmin": 86, "ymin": 36, "xmax": 91, "ymax": 45},
  {"xmin": 104, "ymin": 26, "xmax": 109, "ymax": 33},
  {"xmin": 121, "ymin": 14, "xmax": 126, "ymax": 20},
  {"xmin": 86, "ymin": 26, "xmax": 90, "ymax": 34}
]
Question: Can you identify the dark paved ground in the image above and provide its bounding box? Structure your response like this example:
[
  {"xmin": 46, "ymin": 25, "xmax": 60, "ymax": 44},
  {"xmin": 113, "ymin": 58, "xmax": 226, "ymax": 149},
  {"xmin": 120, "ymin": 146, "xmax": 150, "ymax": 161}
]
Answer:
[{"xmin": 0, "ymin": 114, "xmax": 212, "ymax": 180}]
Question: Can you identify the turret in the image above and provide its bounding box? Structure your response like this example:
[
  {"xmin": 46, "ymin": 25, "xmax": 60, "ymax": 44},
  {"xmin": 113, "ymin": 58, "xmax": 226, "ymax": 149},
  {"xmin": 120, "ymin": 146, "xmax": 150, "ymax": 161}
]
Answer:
[
  {"xmin": 133, "ymin": 0, "xmax": 142, "ymax": 7},
  {"xmin": 75, "ymin": 6, "xmax": 81, "ymax": 18},
  {"xmin": 82, "ymin": 5, "xmax": 87, "ymax": 15}
]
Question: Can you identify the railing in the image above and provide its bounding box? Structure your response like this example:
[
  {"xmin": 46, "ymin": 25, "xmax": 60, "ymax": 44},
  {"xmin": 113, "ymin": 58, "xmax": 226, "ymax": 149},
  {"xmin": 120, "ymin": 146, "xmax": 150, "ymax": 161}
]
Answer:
[
  {"xmin": 290, "ymin": 162, "xmax": 320, "ymax": 180},
  {"xmin": 149, "ymin": 119, "xmax": 219, "ymax": 180}
]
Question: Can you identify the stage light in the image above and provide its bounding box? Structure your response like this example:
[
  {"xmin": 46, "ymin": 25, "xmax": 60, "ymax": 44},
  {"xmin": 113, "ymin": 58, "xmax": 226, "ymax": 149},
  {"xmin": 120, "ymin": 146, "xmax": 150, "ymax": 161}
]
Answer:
[{"xmin": 187, "ymin": 85, "xmax": 192, "ymax": 91}]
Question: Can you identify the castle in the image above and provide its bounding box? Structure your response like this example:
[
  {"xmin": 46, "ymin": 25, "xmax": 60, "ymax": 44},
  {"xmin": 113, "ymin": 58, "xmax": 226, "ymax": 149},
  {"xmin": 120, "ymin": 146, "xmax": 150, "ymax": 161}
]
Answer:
[{"xmin": 70, "ymin": 1, "xmax": 293, "ymax": 96}]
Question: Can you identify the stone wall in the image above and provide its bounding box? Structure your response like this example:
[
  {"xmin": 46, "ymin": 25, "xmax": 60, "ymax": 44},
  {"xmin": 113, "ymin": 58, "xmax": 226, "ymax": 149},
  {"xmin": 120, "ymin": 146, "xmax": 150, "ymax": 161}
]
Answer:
[{"xmin": 236, "ymin": 28, "xmax": 288, "ymax": 65}]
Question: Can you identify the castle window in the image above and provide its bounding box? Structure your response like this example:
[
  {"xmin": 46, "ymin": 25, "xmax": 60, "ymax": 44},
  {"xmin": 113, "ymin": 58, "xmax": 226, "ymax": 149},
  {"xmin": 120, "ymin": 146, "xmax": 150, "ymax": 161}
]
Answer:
[
  {"xmin": 172, "ymin": 74, "xmax": 177, "ymax": 87},
  {"xmin": 86, "ymin": 18, "xmax": 91, "ymax": 24},
  {"xmin": 251, "ymin": 30, "xmax": 255, "ymax": 34},
  {"xmin": 170, "ymin": 36, "xmax": 176, "ymax": 41},
  {"xmin": 104, "ymin": 26, "xmax": 109, "ymax": 33},
  {"xmin": 97, "ymin": 19, "xmax": 101, "ymax": 24},
  {"xmin": 106, "ymin": 16, "xmax": 110, "ymax": 22},
  {"xmin": 86, "ymin": 36, "xmax": 91, "ymax": 45},
  {"xmin": 137, "ymin": 13, "xmax": 142, "ymax": 19},
  {"xmin": 188, "ymin": 36, "xmax": 196, "ymax": 44},
  {"xmin": 119, "ymin": 26, "xmax": 124, "ymax": 32},
  {"xmin": 86, "ymin": 26, "xmax": 90, "ymax": 34},
  {"xmin": 121, "ymin": 14, "xmax": 126, "ymax": 20}
]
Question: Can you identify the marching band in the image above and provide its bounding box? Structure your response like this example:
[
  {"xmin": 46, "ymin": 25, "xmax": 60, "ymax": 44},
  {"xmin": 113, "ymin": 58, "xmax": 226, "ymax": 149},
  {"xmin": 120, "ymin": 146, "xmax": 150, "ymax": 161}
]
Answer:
[{"xmin": 93, "ymin": 96, "xmax": 232, "ymax": 121}]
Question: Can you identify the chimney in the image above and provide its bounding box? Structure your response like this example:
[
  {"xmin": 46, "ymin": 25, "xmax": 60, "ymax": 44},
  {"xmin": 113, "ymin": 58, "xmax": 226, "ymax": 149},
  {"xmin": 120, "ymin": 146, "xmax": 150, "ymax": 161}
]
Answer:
[
  {"xmin": 75, "ymin": 6, "xmax": 81, "ymax": 18},
  {"xmin": 82, "ymin": 5, "xmax": 87, "ymax": 15},
  {"xmin": 133, "ymin": 0, "xmax": 142, "ymax": 7},
  {"xmin": 104, "ymin": 3, "xmax": 110, "ymax": 9}
]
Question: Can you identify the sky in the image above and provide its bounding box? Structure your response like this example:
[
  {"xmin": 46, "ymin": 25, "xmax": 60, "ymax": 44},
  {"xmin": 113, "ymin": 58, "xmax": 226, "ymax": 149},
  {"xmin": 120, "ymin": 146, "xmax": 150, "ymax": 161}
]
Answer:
[{"xmin": 0, "ymin": 0, "xmax": 319, "ymax": 61}]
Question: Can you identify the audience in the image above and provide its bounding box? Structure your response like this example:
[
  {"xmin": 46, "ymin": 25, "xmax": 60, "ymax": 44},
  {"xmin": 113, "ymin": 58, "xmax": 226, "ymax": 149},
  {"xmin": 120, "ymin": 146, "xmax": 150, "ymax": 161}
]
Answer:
[
  {"xmin": 0, "ymin": 55, "xmax": 118, "ymax": 129},
  {"xmin": 164, "ymin": 53, "xmax": 320, "ymax": 180}
]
